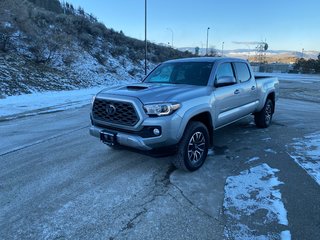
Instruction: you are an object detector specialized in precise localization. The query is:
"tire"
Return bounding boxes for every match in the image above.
[172,121,209,171]
[254,99,274,128]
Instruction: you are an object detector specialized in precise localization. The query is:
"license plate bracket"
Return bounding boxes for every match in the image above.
[100,131,117,146]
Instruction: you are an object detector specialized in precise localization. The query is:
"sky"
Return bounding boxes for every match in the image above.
[66,0,320,51]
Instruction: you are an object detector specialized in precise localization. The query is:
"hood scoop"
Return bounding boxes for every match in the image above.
[125,85,149,91]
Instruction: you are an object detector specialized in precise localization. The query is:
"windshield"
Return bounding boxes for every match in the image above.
[144,62,213,86]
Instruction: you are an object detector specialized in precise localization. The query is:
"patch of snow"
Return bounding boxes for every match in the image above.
[288,132,320,185]
[262,137,272,142]
[4,22,12,28]
[281,230,291,240]
[224,163,289,239]
[245,156,260,164]
[264,148,277,154]
[208,149,214,156]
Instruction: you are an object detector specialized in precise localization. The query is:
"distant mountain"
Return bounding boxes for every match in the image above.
[0,0,193,97]
[179,47,319,61]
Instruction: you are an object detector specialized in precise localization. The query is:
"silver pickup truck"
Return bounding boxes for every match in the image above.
[90,57,279,171]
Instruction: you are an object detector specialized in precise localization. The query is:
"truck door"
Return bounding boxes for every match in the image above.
[233,62,259,115]
[213,62,244,128]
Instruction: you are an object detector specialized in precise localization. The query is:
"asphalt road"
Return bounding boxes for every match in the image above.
[1,84,320,239]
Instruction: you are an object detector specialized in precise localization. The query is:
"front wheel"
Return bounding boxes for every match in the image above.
[172,121,209,171]
[254,99,274,128]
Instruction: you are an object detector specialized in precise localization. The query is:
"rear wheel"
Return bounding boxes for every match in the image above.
[172,121,209,171]
[254,99,274,128]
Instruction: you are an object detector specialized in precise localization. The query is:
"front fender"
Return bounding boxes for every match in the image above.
[176,103,213,140]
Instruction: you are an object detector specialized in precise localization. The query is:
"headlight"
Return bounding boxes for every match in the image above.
[144,103,180,116]
[91,95,96,106]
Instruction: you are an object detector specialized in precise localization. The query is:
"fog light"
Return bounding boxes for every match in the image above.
[153,128,160,136]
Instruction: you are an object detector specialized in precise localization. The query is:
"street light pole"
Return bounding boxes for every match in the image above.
[144,0,147,75]
[206,27,210,56]
[222,42,224,57]
[166,28,174,48]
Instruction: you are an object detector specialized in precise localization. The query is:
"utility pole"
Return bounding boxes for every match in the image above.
[144,0,147,75]
[206,27,210,56]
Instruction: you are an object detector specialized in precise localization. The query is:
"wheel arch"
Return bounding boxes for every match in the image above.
[178,111,213,147]
[267,92,276,113]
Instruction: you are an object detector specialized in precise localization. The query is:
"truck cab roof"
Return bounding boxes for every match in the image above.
[164,57,249,64]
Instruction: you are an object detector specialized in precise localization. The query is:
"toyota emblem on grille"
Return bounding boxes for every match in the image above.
[106,104,116,115]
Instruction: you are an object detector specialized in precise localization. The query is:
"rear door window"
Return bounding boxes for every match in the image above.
[234,62,251,82]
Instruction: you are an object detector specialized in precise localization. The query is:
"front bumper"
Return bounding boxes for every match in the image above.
[90,113,183,151]
[90,125,152,150]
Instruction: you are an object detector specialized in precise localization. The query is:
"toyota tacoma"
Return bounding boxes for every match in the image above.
[90,57,279,171]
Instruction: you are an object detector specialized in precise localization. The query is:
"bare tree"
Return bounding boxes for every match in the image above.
[208,47,218,57]
[28,32,63,63]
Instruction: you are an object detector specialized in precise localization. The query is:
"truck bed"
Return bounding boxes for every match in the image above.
[255,75,273,80]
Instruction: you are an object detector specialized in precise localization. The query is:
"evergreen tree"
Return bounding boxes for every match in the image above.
[195,47,200,56]
[27,0,63,13]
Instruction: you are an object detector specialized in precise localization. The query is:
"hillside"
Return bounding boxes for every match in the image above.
[0,0,193,97]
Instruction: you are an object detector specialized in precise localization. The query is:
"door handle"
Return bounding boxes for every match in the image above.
[251,86,256,90]
[234,89,240,94]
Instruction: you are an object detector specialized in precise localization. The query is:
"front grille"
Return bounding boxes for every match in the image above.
[92,99,139,126]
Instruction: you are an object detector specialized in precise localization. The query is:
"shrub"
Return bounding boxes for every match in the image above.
[78,32,94,49]
[62,53,76,66]
[93,52,106,65]
[110,46,127,58]
[128,67,140,77]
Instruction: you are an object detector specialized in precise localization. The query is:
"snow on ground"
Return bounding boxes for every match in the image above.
[0,80,136,120]
[261,137,272,142]
[264,148,277,154]
[223,163,290,239]
[288,132,320,186]
[281,230,292,240]
[0,87,101,119]
[245,156,260,164]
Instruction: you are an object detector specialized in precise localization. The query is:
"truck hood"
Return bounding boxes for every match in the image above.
[99,83,209,103]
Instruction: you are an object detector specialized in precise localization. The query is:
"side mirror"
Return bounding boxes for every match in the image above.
[215,76,236,87]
